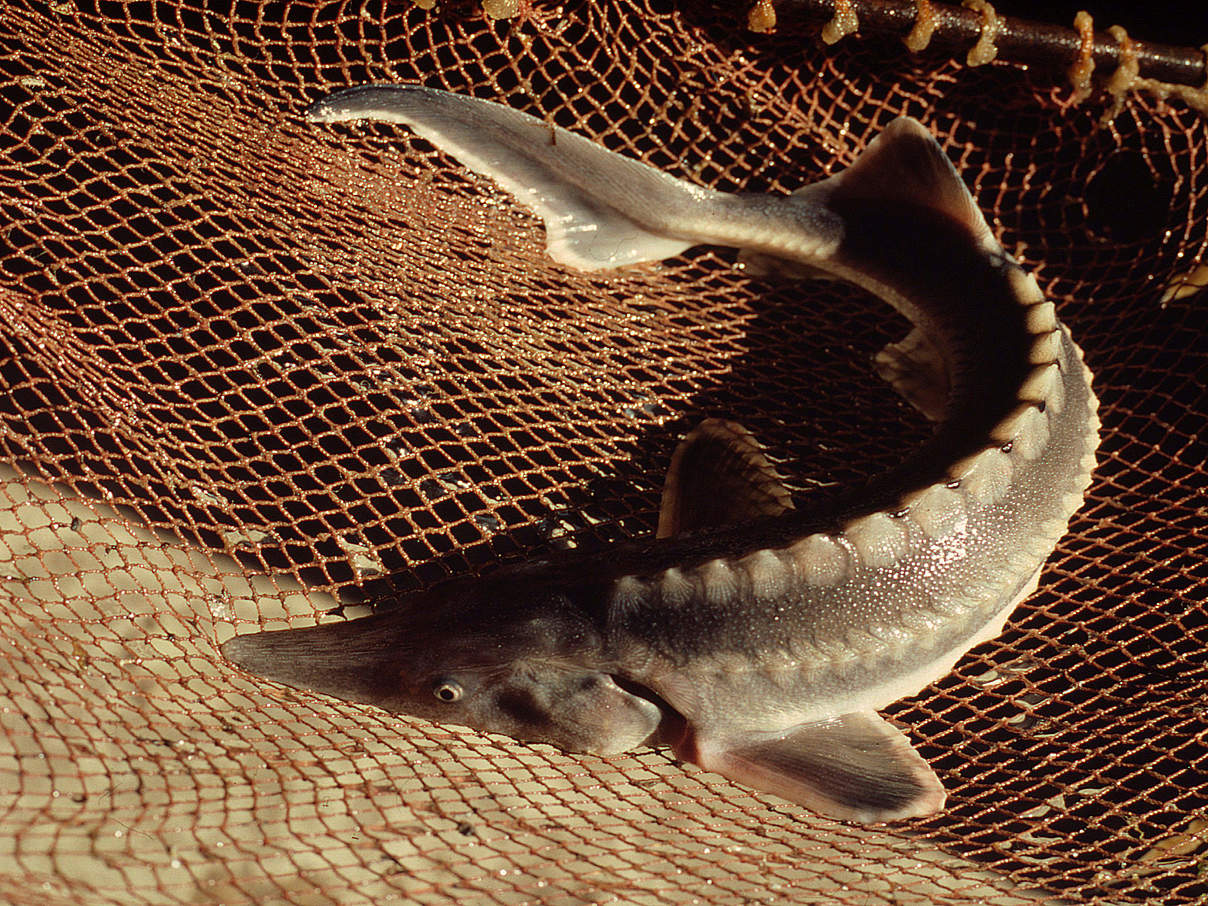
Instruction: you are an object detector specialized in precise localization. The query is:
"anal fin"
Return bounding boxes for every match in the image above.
[873,326,950,422]
[693,711,946,823]
[657,419,795,538]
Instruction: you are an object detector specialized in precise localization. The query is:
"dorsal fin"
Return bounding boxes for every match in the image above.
[657,419,795,539]
[808,117,993,244]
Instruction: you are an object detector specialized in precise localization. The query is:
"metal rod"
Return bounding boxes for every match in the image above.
[767,0,1207,88]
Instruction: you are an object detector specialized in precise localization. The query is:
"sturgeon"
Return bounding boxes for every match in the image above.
[222,85,1100,822]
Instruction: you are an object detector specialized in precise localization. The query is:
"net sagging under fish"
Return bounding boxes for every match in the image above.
[1,1,1206,903]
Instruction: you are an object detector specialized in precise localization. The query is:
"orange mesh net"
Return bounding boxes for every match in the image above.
[2,1,1206,903]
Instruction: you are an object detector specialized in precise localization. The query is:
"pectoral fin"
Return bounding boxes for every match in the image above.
[692,711,946,823]
[657,419,795,538]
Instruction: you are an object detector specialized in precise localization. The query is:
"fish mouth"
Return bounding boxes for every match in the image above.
[609,674,689,751]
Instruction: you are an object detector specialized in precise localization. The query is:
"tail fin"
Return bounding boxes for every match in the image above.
[309,85,717,269]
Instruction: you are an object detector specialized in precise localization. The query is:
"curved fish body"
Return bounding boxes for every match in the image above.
[222,86,1099,823]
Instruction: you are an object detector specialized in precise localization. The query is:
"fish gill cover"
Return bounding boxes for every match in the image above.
[0,1,1205,904]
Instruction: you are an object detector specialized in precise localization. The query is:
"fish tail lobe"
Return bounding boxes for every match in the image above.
[308,84,718,270]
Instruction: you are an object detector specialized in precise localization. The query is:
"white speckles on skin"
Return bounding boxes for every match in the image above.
[903,483,967,539]
[789,533,851,586]
[1024,300,1057,334]
[699,558,739,606]
[844,512,909,569]
[1029,330,1060,364]
[740,548,791,601]
[951,448,1013,505]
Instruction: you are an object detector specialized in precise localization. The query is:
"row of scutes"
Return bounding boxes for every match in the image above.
[610,265,1100,646]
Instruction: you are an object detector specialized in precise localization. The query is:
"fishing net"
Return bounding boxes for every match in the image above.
[1,1,1206,903]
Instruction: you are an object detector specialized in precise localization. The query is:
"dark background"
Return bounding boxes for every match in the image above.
[998,0,1202,46]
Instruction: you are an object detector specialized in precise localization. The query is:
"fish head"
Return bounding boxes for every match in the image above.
[413,657,662,755]
[221,579,663,756]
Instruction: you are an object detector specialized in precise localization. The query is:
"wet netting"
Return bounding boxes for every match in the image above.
[1,1,1206,903]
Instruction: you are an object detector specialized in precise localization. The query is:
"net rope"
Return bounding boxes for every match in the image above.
[1,1,1206,903]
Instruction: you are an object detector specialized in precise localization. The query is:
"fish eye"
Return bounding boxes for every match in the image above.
[433,679,463,703]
